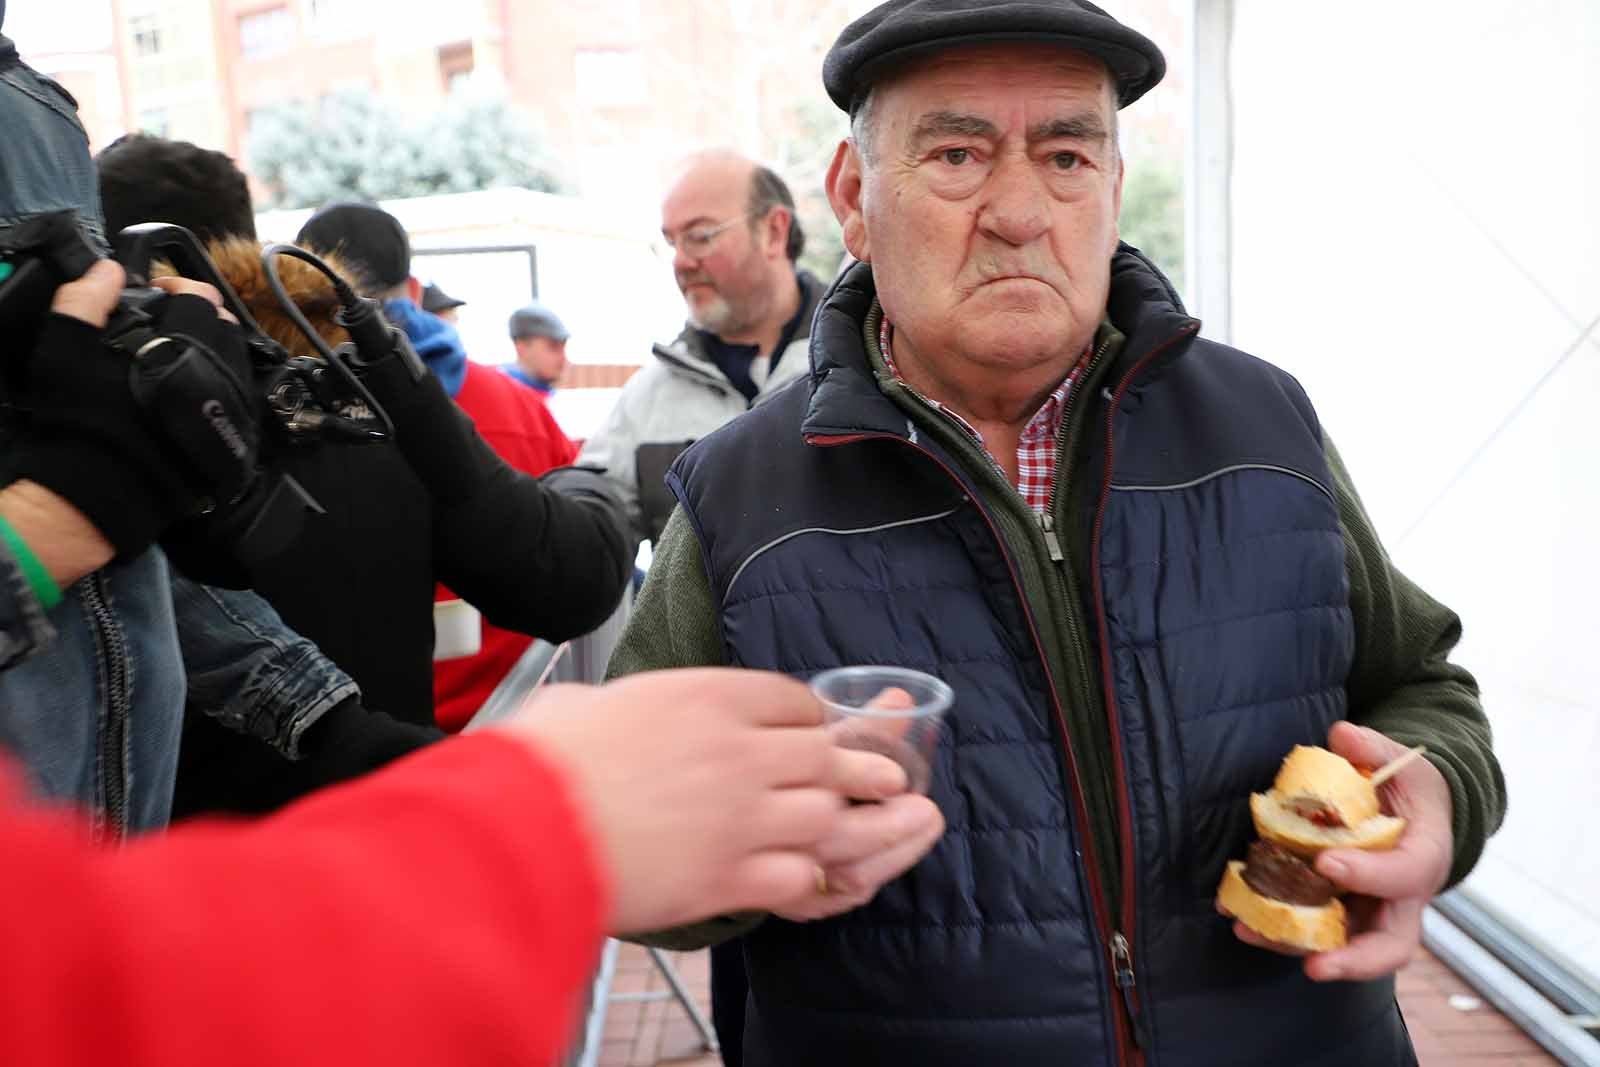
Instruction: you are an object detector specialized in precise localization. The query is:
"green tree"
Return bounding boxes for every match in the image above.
[768,96,850,281]
[1117,153,1185,295]
[249,89,567,209]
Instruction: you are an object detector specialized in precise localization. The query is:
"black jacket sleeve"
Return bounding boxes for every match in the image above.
[173,697,442,817]
[432,453,633,642]
[357,350,632,643]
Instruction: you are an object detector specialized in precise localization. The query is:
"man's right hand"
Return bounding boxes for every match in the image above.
[499,669,946,936]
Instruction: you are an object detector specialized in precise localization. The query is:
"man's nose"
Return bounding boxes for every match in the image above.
[673,242,701,274]
[977,153,1050,246]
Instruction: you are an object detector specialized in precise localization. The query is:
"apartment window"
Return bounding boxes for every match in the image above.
[438,41,474,94]
[130,13,163,57]
[573,48,645,109]
[239,7,293,58]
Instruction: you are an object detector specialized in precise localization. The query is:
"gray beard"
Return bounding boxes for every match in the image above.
[688,294,743,336]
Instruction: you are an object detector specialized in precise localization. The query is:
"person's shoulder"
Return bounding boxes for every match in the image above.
[683,375,809,458]
[460,360,537,400]
[623,355,676,392]
[1188,334,1289,375]
[454,360,519,410]
[460,363,567,432]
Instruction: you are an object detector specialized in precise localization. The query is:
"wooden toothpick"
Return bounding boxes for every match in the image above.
[1369,745,1427,788]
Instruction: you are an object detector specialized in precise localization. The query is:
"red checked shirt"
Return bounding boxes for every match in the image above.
[880,318,1084,515]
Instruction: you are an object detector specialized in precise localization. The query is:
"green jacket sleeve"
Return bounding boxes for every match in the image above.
[605,505,727,680]
[605,505,763,948]
[1328,438,1506,888]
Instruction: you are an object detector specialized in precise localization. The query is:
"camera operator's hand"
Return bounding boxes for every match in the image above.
[49,258,125,326]
[149,274,240,324]
[11,264,262,559]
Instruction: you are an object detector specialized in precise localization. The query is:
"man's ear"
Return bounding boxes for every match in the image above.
[763,205,793,262]
[826,139,870,263]
[407,276,423,304]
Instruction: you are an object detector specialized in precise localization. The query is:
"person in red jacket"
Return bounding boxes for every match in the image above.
[0,669,944,1067]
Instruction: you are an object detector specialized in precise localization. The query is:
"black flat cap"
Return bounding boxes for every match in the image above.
[296,200,412,291]
[823,0,1166,114]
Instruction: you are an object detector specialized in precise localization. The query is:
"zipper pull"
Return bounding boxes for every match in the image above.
[1039,511,1064,562]
[1111,931,1147,1049]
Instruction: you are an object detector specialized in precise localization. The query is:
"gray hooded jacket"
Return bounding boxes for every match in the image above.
[577,270,824,545]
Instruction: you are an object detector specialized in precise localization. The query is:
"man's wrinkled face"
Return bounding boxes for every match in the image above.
[660,162,773,337]
[837,45,1124,373]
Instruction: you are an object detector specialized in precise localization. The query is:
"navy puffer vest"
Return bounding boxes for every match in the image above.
[668,253,1416,1067]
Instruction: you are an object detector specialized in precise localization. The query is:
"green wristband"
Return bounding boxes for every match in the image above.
[0,513,63,612]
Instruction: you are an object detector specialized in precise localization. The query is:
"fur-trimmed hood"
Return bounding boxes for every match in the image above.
[155,237,362,359]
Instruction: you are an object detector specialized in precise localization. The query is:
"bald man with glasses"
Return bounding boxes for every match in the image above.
[577,150,824,550]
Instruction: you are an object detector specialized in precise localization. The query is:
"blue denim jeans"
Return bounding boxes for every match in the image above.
[171,576,358,759]
[0,548,185,836]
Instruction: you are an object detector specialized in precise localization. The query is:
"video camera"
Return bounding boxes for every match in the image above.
[0,210,399,584]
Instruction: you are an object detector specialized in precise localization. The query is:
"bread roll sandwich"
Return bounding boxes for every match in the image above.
[1215,745,1406,952]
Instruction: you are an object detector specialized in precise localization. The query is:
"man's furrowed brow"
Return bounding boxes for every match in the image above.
[909,111,999,145]
[1029,113,1111,144]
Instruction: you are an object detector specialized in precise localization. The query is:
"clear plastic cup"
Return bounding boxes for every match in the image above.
[809,666,953,795]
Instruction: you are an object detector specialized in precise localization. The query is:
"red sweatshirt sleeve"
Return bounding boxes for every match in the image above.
[0,733,609,1067]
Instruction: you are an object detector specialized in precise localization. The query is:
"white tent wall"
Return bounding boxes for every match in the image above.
[1213,0,1600,985]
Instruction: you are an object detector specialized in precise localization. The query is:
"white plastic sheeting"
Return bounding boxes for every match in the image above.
[1222,0,1600,988]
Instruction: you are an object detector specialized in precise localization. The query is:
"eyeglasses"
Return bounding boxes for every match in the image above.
[656,211,762,261]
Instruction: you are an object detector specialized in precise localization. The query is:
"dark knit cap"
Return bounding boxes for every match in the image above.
[823,0,1166,114]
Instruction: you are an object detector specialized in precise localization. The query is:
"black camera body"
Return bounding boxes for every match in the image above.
[0,210,383,584]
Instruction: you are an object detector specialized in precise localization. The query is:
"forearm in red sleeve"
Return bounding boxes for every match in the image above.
[0,733,608,1067]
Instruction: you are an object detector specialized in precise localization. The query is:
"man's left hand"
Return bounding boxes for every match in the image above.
[1225,721,1454,982]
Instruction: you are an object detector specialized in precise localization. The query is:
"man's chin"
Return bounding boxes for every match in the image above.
[687,298,732,333]
[955,313,1091,368]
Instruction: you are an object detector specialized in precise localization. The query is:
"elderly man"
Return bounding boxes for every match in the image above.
[578,150,825,547]
[609,1,1506,1065]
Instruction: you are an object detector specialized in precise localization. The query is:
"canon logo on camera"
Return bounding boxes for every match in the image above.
[201,399,249,460]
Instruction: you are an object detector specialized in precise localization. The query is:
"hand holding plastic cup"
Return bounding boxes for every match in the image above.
[809,666,953,795]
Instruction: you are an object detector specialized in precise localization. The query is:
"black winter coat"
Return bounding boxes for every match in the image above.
[173,381,631,816]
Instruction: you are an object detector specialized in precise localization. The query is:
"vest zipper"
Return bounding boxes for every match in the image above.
[1039,511,1064,562]
[1111,931,1144,1049]
[808,425,1135,1067]
[1085,320,1202,1062]
[1038,336,1148,1063]
[80,574,130,841]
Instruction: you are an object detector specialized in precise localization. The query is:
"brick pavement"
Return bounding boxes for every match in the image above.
[596,943,1562,1066]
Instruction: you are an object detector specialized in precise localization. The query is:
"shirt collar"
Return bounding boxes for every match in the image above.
[877,316,1081,442]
